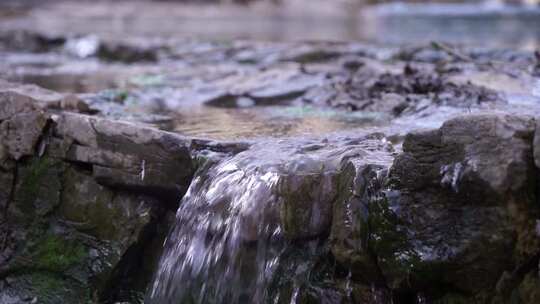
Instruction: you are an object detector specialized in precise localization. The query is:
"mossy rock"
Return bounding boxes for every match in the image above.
[278,172,338,240]
[59,167,116,239]
[366,194,424,290]
[59,167,150,244]
[329,163,387,284]
[3,272,93,304]
[11,157,64,224]
[518,272,540,304]
[32,234,88,272]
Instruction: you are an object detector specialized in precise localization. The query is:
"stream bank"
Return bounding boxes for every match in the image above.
[1,4,540,301]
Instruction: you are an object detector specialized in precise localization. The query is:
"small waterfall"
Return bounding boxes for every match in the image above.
[147,134,394,304]
[148,155,284,303]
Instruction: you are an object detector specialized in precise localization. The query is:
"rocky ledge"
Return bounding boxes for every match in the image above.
[1,84,540,304]
[338,113,540,303]
[0,87,198,303]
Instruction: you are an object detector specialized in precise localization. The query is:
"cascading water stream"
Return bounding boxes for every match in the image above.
[147,134,394,304]
[148,156,284,303]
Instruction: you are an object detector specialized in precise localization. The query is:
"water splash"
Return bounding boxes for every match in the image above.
[440,162,463,193]
[147,133,394,304]
[148,157,283,303]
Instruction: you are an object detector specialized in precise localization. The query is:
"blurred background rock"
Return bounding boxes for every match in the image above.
[0,0,539,49]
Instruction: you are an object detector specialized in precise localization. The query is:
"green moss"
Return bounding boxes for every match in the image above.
[366,196,422,288]
[15,157,63,222]
[31,272,65,295]
[279,172,336,239]
[18,158,53,212]
[33,235,87,272]
[28,272,94,304]
[88,198,121,239]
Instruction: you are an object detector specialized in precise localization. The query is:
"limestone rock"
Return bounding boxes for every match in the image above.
[97,41,158,63]
[383,114,538,294]
[0,80,95,113]
[0,30,65,52]
[0,85,195,303]
[49,112,194,200]
[60,167,151,244]
[326,113,540,301]
[0,91,48,161]
[329,161,388,284]
[278,172,338,239]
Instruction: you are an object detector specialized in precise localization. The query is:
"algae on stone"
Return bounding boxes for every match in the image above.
[32,234,88,272]
[12,157,64,223]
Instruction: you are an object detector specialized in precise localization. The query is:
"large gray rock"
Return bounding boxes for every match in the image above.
[275,134,394,240]
[0,85,196,303]
[0,80,93,113]
[49,112,194,200]
[205,64,325,107]
[385,114,539,294]
[327,113,540,303]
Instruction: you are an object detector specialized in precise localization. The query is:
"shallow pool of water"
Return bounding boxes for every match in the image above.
[163,105,389,140]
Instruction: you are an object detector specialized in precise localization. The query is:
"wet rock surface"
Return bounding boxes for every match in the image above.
[148,132,395,304]
[387,114,538,296]
[0,90,195,303]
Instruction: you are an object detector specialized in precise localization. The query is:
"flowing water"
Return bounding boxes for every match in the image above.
[2,2,540,303]
[147,135,394,304]
[166,105,389,140]
[148,158,283,303]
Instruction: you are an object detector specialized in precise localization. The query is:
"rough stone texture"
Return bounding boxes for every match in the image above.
[278,172,338,239]
[49,112,194,201]
[0,91,48,162]
[533,118,540,170]
[276,135,394,241]
[330,162,388,284]
[396,114,535,197]
[326,114,540,303]
[2,75,540,303]
[0,80,94,113]
[0,87,196,303]
[59,167,151,245]
[385,114,539,297]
